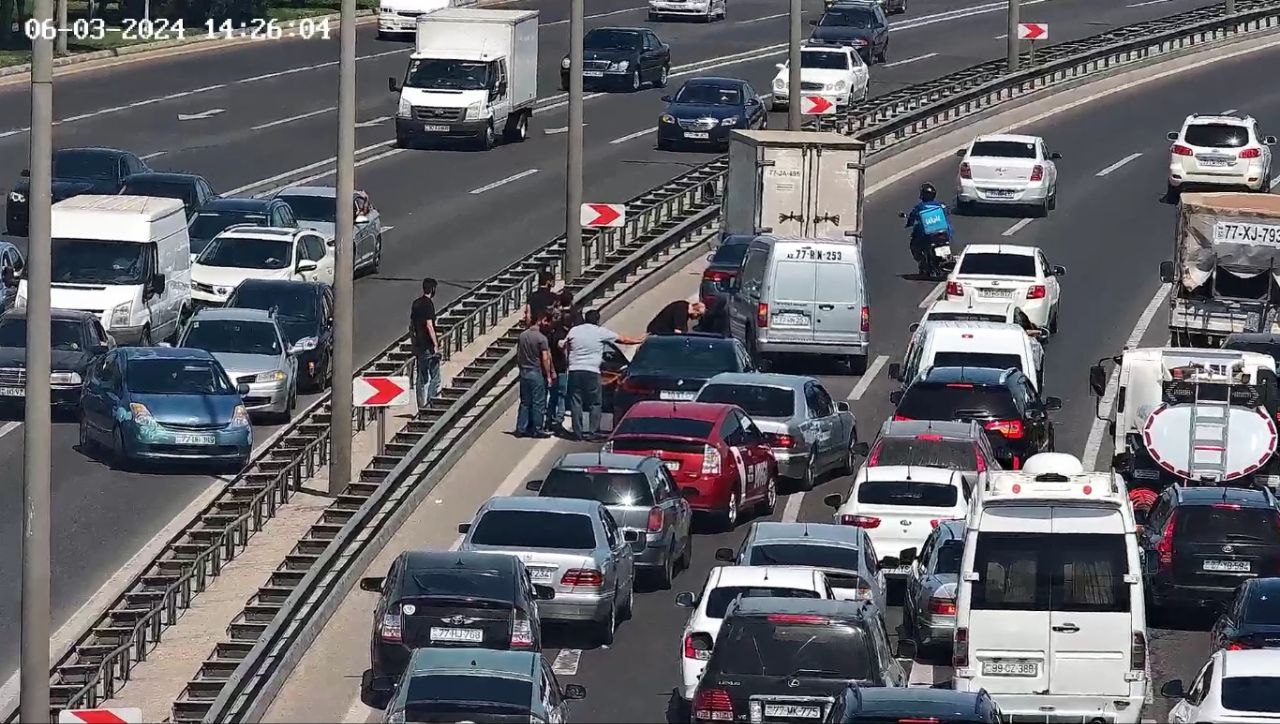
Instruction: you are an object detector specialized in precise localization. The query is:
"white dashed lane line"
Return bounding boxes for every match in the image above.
[1096,152,1143,176]
[1002,218,1035,236]
[468,169,540,195]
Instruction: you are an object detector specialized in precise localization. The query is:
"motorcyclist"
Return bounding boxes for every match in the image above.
[904,183,952,267]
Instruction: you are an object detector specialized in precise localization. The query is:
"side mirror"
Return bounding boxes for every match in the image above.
[19,169,29,177]
[955,148,967,158]
[387,76,399,93]
[1166,131,1179,141]
[525,479,543,491]
[836,401,850,412]
[714,547,736,562]
[747,97,760,106]
[1044,396,1063,411]
[533,584,556,601]
[563,684,588,701]
[623,530,640,543]
[898,547,918,565]
[150,273,166,295]
[355,214,369,225]
[360,669,395,710]
[887,362,902,381]
[853,442,869,457]
[1051,265,1066,276]
[457,522,471,534]
[1160,679,1185,699]
[1049,152,1062,160]
[1089,364,1107,397]
[881,556,900,569]
[908,322,920,333]
[1159,260,1176,283]
[91,344,110,355]
[888,390,903,405]
[823,492,843,509]
[660,95,672,102]
[1112,451,1133,472]
[675,591,697,607]
[1267,135,1278,145]
[297,260,318,273]
[897,211,907,218]
[236,382,251,396]
[359,576,384,592]
[680,486,699,499]
[775,63,785,69]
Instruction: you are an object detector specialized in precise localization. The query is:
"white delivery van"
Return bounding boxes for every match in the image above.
[16,195,191,345]
[889,320,1045,392]
[390,8,538,150]
[377,0,475,39]
[954,471,1148,724]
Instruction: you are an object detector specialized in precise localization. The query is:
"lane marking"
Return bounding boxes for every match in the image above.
[737,11,788,24]
[610,126,657,145]
[540,5,646,26]
[1096,152,1143,176]
[252,106,336,131]
[469,169,540,195]
[177,108,225,121]
[1127,0,1174,7]
[139,151,167,160]
[847,354,889,401]
[1002,218,1034,236]
[0,421,19,441]
[994,33,1007,39]
[918,281,945,309]
[883,52,939,68]
[1221,108,1238,115]
[1080,285,1170,469]
[355,115,392,129]
[381,225,395,232]
[1271,174,1280,190]
[782,490,806,523]
[551,648,583,675]
[224,140,397,196]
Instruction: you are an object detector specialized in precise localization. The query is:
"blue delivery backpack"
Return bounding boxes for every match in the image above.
[918,204,949,236]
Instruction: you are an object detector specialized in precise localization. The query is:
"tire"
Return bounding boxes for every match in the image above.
[628,68,641,92]
[620,583,634,621]
[1165,182,1179,201]
[701,6,712,22]
[394,134,409,150]
[1047,188,1058,211]
[560,78,569,92]
[679,531,693,570]
[875,43,887,64]
[655,64,670,89]
[1035,197,1050,218]
[654,546,675,590]
[503,111,529,143]
[955,198,974,215]
[78,416,95,455]
[760,474,777,515]
[839,434,858,476]
[798,461,816,492]
[6,220,26,237]
[657,136,673,151]
[718,0,727,19]
[648,10,659,21]
[596,594,617,647]
[1049,307,1059,335]
[848,355,868,375]
[111,426,132,471]
[718,490,740,532]
[371,235,382,274]
[138,325,153,347]
[477,122,495,151]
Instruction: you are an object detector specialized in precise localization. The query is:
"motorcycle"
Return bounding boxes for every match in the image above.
[898,210,956,280]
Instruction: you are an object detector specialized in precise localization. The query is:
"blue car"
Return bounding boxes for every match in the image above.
[656,76,767,151]
[78,346,253,470]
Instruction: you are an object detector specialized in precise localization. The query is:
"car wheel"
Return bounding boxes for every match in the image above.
[701,6,712,21]
[620,583,634,621]
[1049,307,1059,335]
[655,64,669,88]
[679,531,693,570]
[1047,188,1058,211]
[655,546,675,590]
[719,490,740,532]
[503,111,529,143]
[839,435,858,475]
[139,325,153,347]
[718,0,727,19]
[596,594,617,646]
[875,43,887,64]
[78,416,95,455]
[848,355,868,375]
[799,461,816,492]
[478,122,495,151]
[371,235,382,274]
[112,426,132,471]
[648,10,659,21]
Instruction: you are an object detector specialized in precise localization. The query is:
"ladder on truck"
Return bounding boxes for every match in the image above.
[1177,361,1242,484]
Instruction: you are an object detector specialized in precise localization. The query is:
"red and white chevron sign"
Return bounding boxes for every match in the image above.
[58,709,144,724]
[1017,22,1048,40]
[354,376,412,407]
[800,95,835,115]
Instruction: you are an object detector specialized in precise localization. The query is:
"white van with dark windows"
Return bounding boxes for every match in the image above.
[954,470,1148,723]
[889,320,1044,392]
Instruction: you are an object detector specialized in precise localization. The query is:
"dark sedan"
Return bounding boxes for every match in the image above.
[1211,577,1280,651]
[7,147,150,236]
[810,2,890,63]
[657,77,767,151]
[225,279,334,391]
[120,172,218,221]
[0,309,113,413]
[700,234,752,306]
[561,27,671,92]
[188,197,298,258]
[612,332,754,421]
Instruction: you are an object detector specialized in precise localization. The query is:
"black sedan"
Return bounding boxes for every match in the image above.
[7,147,151,236]
[0,309,113,414]
[612,332,754,420]
[225,278,334,391]
[561,27,671,92]
[810,2,890,63]
[657,77,767,151]
[120,172,219,221]
[1210,577,1280,651]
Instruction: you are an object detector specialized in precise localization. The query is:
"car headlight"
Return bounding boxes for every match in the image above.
[396,95,411,119]
[50,371,81,385]
[773,77,785,91]
[8,191,24,203]
[255,370,286,383]
[609,60,629,72]
[129,402,154,426]
[660,114,676,125]
[561,57,571,70]
[110,301,131,328]
[833,80,847,91]
[291,336,318,353]
[464,102,484,121]
[720,117,737,127]
[230,404,250,428]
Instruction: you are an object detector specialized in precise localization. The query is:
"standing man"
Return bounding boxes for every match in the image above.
[647,300,705,335]
[410,277,441,409]
[524,269,558,325]
[565,308,644,441]
[545,309,572,435]
[515,312,555,438]
[695,291,730,337]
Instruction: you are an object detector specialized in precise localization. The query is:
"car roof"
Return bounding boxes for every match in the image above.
[1219,648,1280,678]
[54,147,131,157]
[201,197,278,211]
[973,133,1041,145]
[1225,332,1280,346]
[918,366,1016,385]
[122,172,202,183]
[720,234,755,247]
[191,306,277,323]
[1176,485,1275,507]
[748,521,864,547]
[555,451,653,470]
[1185,113,1251,126]
[879,418,981,439]
[920,320,1028,337]
[591,25,645,33]
[713,565,820,586]
[406,647,538,677]
[728,596,874,619]
[959,243,1039,257]
[275,185,339,198]
[120,346,215,361]
[482,496,602,514]
[2,308,96,323]
[859,465,960,484]
[925,299,1015,316]
[400,549,520,575]
[705,372,811,391]
[626,400,731,422]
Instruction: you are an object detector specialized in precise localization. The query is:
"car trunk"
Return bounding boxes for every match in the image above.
[853,481,960,569]
[1172,505,1280,588]
[813,262,866,346]
[959,276,1035,305]
[397,595,514,649]
[622,372,712,402]
[967,156,1038,195]
[610,436,708,483]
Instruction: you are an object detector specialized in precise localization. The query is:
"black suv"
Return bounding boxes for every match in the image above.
[691,597,906,724]
[825,685,1003,723]
[358,550,556,684]
[890,366,1059,469]
[7,147,150,236]
[613,332,754,421]
[1140,485,1280,612]
[226,279,334,391]
[1210,576,1280,651]
[560,27,671,92]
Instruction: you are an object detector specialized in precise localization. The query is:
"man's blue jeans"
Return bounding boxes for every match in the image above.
[516,369,548,436]
[415,351,441,409]
[546,372,569,429]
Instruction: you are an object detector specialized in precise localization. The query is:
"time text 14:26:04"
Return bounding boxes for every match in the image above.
[25,17,333,42]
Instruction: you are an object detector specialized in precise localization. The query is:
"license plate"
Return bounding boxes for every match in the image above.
[984,189,1014,198]
[1204,559,1250,572]
[933,245,951,258]
[659,390,697,401]
[529,567,556,583]
[763,704,822,719]
[664,460,681,471]
[0,386,23,397]
[980,288,1013,298]
[683,132,709,139]
[430,627,483,643]
[882,565,912,576]
[174,433,216,445]
[583,70,604,77]
[422,124,449,132]
[773,313,809,326]
[982,660,1038,677]
[1200,158,1231,167]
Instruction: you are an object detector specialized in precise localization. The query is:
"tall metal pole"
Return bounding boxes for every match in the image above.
[565,0,584,281]
[1006,0,1020,72]
[1225,0,1236,14]
[55,0,67,55]
[22,0,54,716]
[329,0,356,495]
[788,0,802,130]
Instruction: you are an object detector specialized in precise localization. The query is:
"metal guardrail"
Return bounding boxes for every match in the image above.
[16,0,1280,719]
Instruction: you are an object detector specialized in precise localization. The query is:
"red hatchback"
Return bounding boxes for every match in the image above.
[604,401,777,530]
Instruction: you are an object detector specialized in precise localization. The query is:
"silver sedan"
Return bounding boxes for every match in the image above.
[271,185,383,275]
[175,306,297,422]
[902,518,965,653]
[697,372,864,490]
[458,495,637,647]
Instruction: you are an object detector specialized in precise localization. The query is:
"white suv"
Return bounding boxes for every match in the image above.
[1168,114,1276,194]
[192,226,335,305]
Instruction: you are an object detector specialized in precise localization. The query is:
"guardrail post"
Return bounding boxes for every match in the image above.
[376,408,387,456]
[1226,0,1235,14]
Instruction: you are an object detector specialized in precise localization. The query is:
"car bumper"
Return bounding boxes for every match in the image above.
[680,660,706,701]
[657,122,735,146]
[957,178,1050,205]
[293,348,325,385]
[1169,160,1268,190]
[633,539,673,568]
[757,339,869,357]
[124,427,252,463]
[1150,579,1240,607]
[192,287,232,306]
[948,291,1051,328]
[562,70,637,88]
[241,379,291,414]
[396,117,490,141]
[377,16,417,34]
[649,1,712,15]
[0,383,82,408]
[538,590,615,623]
[916,611,956,647]
[948,690,1144,724]
[772,449,811,479]
[106,324,151,346]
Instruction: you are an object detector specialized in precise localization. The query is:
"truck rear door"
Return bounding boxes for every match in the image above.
[766,256,817,343]
[810,145,863,240]
[812,250,865,348]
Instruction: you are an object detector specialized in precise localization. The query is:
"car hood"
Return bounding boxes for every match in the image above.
[810,26,874,44]
[667,103,742,120]
[209,352,283,381]
[296,220,337,239]
[130,392,240,424]
[0,346,94,372]
[579,48,638,63]
[192,264,292,287]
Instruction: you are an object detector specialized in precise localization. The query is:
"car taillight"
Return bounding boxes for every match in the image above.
[693,687,734,722]
[1157,511,1178,572]
[703,269,731,282]
[945,281,963,297]
[1029,164,1043,182]
[1227,640,1259,651]
[960,161,971,179]
[561,568,603,588]
[852,580,873,601]
[768,614,830,624]
[1131,631,1146,671]
[861,306,870,333]
[620,378,651,394]
[974,447,987,473]
[1026,284,1046,299]
[892,414,912,422]
[984,419,1024,439]
[1240,147,1263,159]
[929,518,957,528]
[953,627,969,668]
[511,610,534,648]
[840,514,880,528]
[647,506,664,533]
[756,302,769,328]
[684,632,714,661]
[1172,143,1194,156]
[928,596,957,616]
[766,433,796,448]
[379,610,402,643]
[702,444,721,475]
[866,441,882,466]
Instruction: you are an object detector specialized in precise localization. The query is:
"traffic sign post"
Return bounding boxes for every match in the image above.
[1017,22,1047,64]
[580,203,626,228]
[354,375,411,455]
[59,709,144,724]
[800,95,836,116]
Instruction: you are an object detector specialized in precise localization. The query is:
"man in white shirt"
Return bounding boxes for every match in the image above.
[564,309,644,441]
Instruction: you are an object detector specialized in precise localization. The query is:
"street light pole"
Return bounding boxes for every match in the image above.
[56,0,67,55]
[565,0,584,281]
[329,0,356,494]
[788,0,802,130]
[1007,0,1020,72]
[21,0,54,716]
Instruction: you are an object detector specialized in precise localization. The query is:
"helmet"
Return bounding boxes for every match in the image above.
[919,183,937,202]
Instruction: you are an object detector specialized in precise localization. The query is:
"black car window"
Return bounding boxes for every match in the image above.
[1179,505,1280,545]
[630,338,737,374]
[896,383,1019,421]
[189,211,269,242]
[819,8,874,27]
[470,510,597,549]
[857,481,958,507]
[100,353,122,388]
[1222,676,1280,713]
[1184,123,1250,148]
[969,141,1037,159]
[198,236,292,270]
[0,318,85,351]
[704,586,820,619]
[126,358,235,395]
[698,383,794,418]
[402,567,512,601]
[53,151,118,180]
[931,352,1023,374]
[613,416,714,439]
[402,675,531,718]
[870,436,978,470]
[813,385,836,417]
[601,508,619,549]
[971,532,1130,613]
[747,544,860,570]
[540,468,654,506]
[655,466,677,500]
[278,194,336,224]
[302,236,326,261]
[714,619,872,680]
[181,319,283,356]
[932,540,964,574]
[122,180,197,211]
[719,412,742,445]
[1244,583,1280,624]
[674,83,742,106]
[711,242,750,267]
[279,204,297,227]
[228,284,319,322]
[800,50,850,69]
[958,253,1037,277]
[584,28,642,49]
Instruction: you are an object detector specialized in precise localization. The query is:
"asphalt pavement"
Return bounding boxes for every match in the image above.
[0,0,1225,692]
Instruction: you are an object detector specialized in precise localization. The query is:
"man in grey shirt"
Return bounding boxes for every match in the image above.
[515,312,555,438]
[565,308,644,441]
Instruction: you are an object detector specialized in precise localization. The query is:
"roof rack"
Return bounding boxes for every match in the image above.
[982,470,1125,506]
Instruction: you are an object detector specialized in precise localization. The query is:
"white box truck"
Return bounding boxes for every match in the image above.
[390,8,538,151]
[376,0,476,40]
[723,129,866,241]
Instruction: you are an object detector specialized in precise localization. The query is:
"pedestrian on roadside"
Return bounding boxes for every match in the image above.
[524,269,557,325]
[647,299,705,335]
[515,312,555,438]
[695,291,730,337]
[545,308,573,435]
[565,308,644,441]
[555,289,577,327]
[410,277,441,409]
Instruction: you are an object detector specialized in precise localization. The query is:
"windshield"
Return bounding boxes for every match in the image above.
[674,83,742,106]
[932,351,1023,373]
[748,544,860,571]
[405,568,512,601]
[703,586,820,619]
[227,284,317,322]
[540,469,654,506]
[276,194,336,224]
[1185,123,1250,148]
[896,384,1017,421]
[584,28,642,49]
[189,210,267,242]
[1222,677,1280,713]
[1179,507,1280,545]
[698,383,794,418]
[935,540,963,574]
[121,180,196,210]
[401,675,530,718]
[857,481,959,507]
[969,140,1037,158]
[715,620,872,680]
[53,151,118,180]
[470,510,597,549]
[181,319,282,356]
[613,416,714,439]
[0,318,85,351]
[51,238,149,285]
[870,437,978,470]
[198,236,292,270]
[971,532,1130,612]
[958,253,1036,277]
[819,8,874,26]
[127,358,235,395]
[631,340,737,374]
[800,50,850,69]
[405,58,490,91]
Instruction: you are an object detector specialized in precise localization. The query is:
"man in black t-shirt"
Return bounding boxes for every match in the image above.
[647,300,706,335]
[524,269,557,325]
[410,277,440,408]
[545,309,572,434]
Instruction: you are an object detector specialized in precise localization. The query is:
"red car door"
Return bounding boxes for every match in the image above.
[729,410,772,503]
